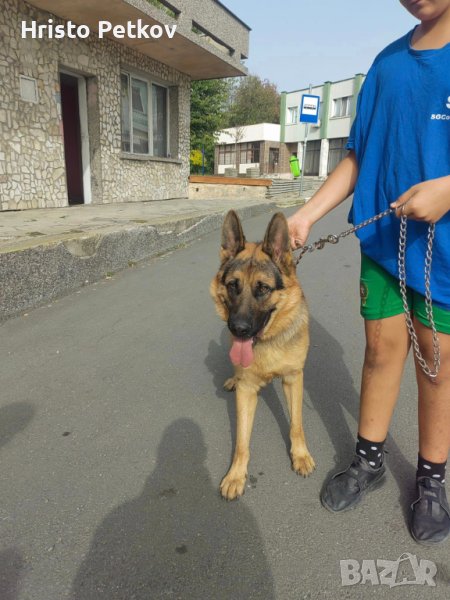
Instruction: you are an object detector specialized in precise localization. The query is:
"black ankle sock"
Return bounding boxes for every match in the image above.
[356,434,384,469]
[417,454,447,483]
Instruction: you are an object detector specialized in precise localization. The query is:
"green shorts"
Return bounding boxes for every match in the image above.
[360,253,450,334]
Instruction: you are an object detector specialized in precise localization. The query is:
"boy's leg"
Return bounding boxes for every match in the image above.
[414,319,450,463]
[358,253,411,441]
[410,317,450,545]
[321,315,410,512]
[321,254,410,512]
[359,314,411,442]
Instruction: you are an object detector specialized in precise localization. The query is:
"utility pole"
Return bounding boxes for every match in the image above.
[299,83,312,199]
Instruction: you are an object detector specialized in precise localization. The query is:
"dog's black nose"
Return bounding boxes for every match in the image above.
[229,318,252,338]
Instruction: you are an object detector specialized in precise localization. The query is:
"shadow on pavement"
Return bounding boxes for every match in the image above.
[305,317,416,521]
[0,549,25,600]
[0,403,35,451]
[71,418,275,600]
[0,406,34,598]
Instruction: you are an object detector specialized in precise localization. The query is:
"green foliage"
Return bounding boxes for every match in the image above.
[226,75,280,127]
[190,79,230,174]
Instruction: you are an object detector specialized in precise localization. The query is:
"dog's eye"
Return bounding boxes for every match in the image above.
[255,283,271,297]
[226,280,240,294]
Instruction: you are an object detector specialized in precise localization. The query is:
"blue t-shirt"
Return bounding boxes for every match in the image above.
[347,29,450,309]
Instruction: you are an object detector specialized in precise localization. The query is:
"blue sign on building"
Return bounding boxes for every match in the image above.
[300,94,320,124]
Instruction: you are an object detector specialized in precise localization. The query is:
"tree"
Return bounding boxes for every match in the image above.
[225,75,280,127]
[190,79,231,174]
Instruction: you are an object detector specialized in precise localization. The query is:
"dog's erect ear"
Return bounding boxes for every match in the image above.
[221,210,246,262]
[262,212,292,269]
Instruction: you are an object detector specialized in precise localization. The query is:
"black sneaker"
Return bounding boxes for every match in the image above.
[410,476,450,545]
[321,454,386,513]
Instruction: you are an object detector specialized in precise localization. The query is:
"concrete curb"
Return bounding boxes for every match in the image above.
[0,201,276,322]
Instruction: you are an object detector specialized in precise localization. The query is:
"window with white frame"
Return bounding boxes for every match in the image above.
[332,96,352,118]
[288,106,298,124]
[121,71,169,156]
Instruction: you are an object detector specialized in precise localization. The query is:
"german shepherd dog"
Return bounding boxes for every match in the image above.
[211,210,315,500]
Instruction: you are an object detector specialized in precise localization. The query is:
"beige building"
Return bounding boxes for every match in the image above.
[0,0,249,210]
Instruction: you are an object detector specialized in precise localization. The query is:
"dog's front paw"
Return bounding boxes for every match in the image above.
[292,452,316,477]
[223,377,236,392]
[220,472,246,500]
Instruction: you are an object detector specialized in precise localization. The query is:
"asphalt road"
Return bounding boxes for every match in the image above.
[0,201,449,599]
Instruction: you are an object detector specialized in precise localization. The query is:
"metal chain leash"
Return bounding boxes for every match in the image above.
[293,207,440,379]
[398,215,440,379]
[293,207,395,263]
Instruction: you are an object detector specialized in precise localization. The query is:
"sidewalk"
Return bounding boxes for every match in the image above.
[0,196,290,322]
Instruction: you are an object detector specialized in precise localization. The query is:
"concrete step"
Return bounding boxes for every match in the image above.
[266,177,325,198]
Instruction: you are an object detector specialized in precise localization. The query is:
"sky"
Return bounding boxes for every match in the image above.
[222,0,418,91]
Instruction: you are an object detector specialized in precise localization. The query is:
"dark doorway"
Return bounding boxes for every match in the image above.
[268,147,279,173]
[60,73,84,205]
[328,137,349,174]
[304,139,320,176]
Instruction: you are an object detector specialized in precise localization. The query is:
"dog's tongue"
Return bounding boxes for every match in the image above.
[230,337,254,367]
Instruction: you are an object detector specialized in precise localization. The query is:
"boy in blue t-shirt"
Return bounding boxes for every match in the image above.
[288,0,450,545]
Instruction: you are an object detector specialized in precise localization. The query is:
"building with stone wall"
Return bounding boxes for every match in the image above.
[0,0,249,210]
[280,75,366,178]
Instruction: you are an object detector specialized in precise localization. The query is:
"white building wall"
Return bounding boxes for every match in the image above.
[327,78,355,139]
[217,162,258,175]
[319,139,329,178]
[217,123,280,145]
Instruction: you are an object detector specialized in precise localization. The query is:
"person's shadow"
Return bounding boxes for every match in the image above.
[0,403,34,599]
[71,419,275,600]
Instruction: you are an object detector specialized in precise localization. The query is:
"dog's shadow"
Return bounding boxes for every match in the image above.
[205,318,416,522]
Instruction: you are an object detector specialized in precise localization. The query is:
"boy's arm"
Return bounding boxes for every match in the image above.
[287,150,359,249]
[390,175,450,224]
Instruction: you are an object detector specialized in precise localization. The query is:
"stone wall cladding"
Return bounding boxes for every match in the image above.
[182,0,249,59]
[127,0,249,67]
[0,0,191,210]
